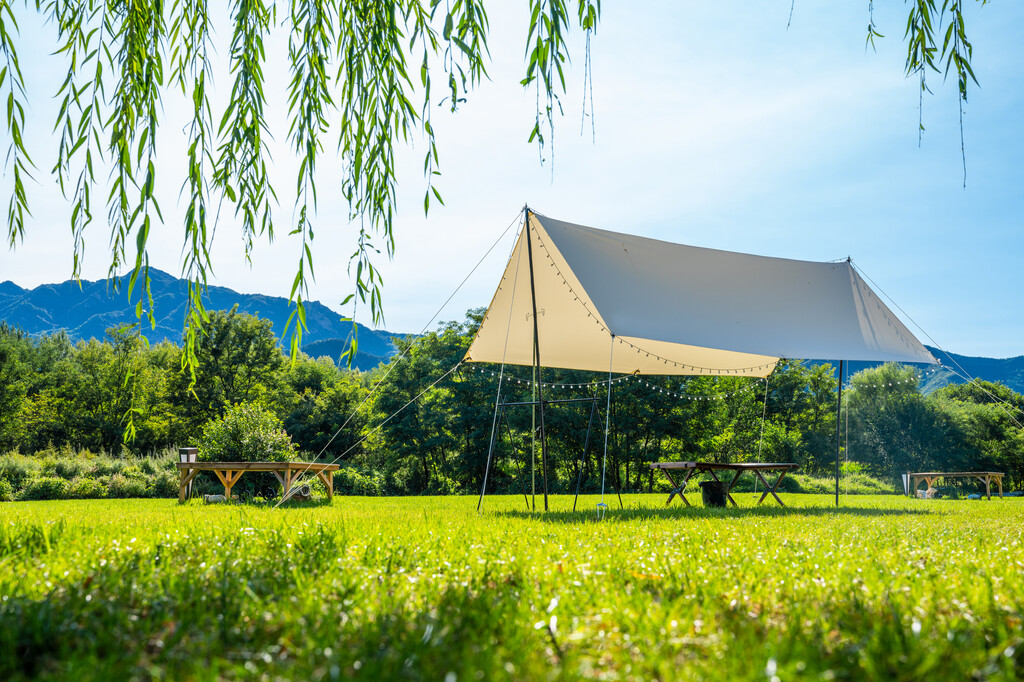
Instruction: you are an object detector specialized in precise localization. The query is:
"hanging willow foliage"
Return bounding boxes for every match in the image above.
[2,0,600,378]
[0,0,985,386]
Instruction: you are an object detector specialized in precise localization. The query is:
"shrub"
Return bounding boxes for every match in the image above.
[200,403,297,463]
[0,452,37,490]
[200,403,298,499]
[842,471,898,495]
[68,477,107,499]
[150,470,180,498]
[0,479,13,502]
[107,473,149,499]
[20,477,70,501]
[51,457,89,480]
[92,458,126,477]
[425,472,460,496]
[334,466,385,496]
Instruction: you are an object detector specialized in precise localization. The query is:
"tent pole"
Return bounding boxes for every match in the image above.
[611,392,624,510]
[531,365,536,510]
[601,336,615,508]
[499,405,531,510]
[835,359,844,508]
[524,211,550,511]
[573,391,599,512]
[478,374,507,513]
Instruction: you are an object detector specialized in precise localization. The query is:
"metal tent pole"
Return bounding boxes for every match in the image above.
[497,404,531,510]
[531,365,536,510]
[835,359,844,508]
[524,211,550,511]
[601,337,614,509]
[573,392,599,512]
[478,372,506,513]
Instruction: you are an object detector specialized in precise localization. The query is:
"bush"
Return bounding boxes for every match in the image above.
[200,403,297,463]
[150,470,180,498]
[199,403,298,499]
[92,458,127,477]
[107,473,149,499]
[51,457,90,480]
[0,478,13,502]
[68,477,107,499]
[334,466,385,496]
[0,452,36,490]
[20,477,70,501]
[425,472,460,496]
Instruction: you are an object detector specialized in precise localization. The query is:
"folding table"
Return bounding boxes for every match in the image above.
[649,461,800,507]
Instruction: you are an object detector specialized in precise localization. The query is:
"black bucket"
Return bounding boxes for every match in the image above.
[700,480,728,508]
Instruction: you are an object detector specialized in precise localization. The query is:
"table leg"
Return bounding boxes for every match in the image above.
[213,469,244,501]
[997,476,1003,499]
[178,467,199,504]
[661,469,682,506]
[282,468,298,498]
[317,470,334,500]
[660,468,694,507]
[723,469,743,507]
[755,469,788,507]
[272,470,286,489]
[705,469,739,507]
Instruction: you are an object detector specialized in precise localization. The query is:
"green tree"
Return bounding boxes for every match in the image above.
[17,332,81,452]
[931,380,1024,490]
[366,320,467,493]
[762,361,838,474]
[278,354,370,461]
[0,324,30,449]
[845,363,949,480]
[169,307,285,437]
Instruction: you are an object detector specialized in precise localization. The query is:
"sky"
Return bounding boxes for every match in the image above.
[2,2,1023,358]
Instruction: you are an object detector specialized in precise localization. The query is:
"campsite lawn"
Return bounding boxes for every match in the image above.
[1,494,1022,680]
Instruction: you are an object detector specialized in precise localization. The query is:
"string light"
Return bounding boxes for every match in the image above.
[469,366,771,402]
[469,364,946,401]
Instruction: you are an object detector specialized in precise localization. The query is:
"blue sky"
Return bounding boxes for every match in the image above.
[2,2,1022,358]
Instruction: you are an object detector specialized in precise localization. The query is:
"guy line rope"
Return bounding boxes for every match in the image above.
[273,210,523,508]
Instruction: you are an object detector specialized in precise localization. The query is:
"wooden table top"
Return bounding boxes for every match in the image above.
[910,471,1003,477]
[650,462,799,471]
[176,461,339,472]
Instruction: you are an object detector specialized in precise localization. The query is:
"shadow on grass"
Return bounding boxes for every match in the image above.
[490,501,936,524]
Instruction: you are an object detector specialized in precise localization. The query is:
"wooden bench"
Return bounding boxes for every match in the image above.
[650,461,800,507]
[175,461,340,503]
[909,471,1004,500]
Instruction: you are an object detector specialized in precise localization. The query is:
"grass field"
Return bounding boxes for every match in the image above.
[1,493,1022,680]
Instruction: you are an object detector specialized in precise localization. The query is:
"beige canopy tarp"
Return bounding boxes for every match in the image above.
[465,212,936,376]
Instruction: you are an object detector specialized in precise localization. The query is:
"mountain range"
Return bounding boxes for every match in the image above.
[2,269,1023,392]
[0,269,401,370]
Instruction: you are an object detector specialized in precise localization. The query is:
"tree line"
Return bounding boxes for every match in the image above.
[1,308,1022,494]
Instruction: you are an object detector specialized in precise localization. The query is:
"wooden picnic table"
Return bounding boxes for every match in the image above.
[650,461,800,508]
[175,461,340,503]
[909,471,1004,500]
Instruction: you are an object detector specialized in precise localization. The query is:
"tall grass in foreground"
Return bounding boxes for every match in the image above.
[0,494,1022,680]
